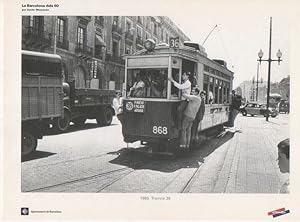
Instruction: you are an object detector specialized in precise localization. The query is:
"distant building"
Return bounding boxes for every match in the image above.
[22,16,190,90]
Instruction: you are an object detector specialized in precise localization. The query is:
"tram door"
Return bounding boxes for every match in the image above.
[182,59,197,87]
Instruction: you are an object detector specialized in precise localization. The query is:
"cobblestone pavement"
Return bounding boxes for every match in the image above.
[21,114,289,193]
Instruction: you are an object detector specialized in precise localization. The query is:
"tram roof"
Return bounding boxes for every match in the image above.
[124,45,233,75]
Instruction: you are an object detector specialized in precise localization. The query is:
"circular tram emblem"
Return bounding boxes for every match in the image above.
[126,101,134,111]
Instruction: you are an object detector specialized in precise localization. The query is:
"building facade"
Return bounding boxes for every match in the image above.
[22,16,190,90]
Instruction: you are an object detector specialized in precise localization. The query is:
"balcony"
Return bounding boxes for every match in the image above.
[105,54,125,65]
[75,43,93,59]
[23,27,52,50]
[57,39,69,50]
[136,36,143,46]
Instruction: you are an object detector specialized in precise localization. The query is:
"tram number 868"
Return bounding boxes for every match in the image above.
[152,126,168,135]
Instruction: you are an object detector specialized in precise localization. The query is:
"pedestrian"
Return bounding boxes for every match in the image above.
[277,138,290,193]
[191,91,206,145]
[168,72,191,128]
[227,90,241,127]
[112,90,123,123]
[180,87,202,149]
[208,90,214,104]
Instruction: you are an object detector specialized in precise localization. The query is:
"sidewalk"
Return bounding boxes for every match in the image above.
[188,113,289,193]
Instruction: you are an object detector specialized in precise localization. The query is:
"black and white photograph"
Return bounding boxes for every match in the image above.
[2,0,300,220]
[21,14,290,193]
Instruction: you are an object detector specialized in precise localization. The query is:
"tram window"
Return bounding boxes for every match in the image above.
[127,68,167,98]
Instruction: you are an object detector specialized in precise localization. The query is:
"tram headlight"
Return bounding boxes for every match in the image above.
[144,39,156,52]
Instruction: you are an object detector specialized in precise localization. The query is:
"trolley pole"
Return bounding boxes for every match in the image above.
[257,17,282,121]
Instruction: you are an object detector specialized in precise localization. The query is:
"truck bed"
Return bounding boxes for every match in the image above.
[73,88,115,107]
[22,75,63,120]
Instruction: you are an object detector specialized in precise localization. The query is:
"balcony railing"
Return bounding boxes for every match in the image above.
[57,39,69,50]
[75,43,93,57]
[105,54,125,65]
[112,24,123,35]
[125,31,134,41]
[24,27,52,48]
[136,36,143,46]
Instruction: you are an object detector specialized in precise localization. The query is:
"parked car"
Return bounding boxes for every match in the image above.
[279,100,289,113]
[240,102,278,117]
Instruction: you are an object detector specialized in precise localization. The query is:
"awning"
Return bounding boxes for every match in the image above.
[95,35,106,47]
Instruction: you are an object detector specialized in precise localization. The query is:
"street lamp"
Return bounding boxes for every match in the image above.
[257,17,283,121]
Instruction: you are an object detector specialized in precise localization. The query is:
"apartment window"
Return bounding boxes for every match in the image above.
[126,20,132,32]
[154,23,157,35]
[96,16,104,26]
[137,16,143,24]
[137,26,142,38]
[29,16,34,27]
[125,44,132,54]
[113,16,119,26]
[112,41,119,57]
[57,18,65,42]
[77,26,85,48]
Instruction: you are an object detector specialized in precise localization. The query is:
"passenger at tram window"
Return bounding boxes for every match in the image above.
[169,72,191,128]
[150,74,166,98]
[128,72,145,97]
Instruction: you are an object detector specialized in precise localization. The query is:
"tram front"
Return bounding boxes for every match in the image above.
[122,42,183,145]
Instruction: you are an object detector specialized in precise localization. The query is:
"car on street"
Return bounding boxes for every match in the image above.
[240,102,278,117]
[279,100,289,114]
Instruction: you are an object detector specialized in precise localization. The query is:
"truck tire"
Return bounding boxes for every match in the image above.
[22,130,37,156]
[54,109,71,132]
[96,108,113,126]
[72,117,86,127]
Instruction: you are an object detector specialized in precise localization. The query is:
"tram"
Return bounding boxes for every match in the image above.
[122,39,234,150]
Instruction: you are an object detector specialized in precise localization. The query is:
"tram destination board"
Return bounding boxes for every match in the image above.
[124,100,145,113]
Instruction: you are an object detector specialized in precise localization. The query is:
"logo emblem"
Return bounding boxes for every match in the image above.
[21,208,29,215]
[126,101,134,111]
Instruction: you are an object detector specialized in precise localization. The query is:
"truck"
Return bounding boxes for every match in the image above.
[22,50,64,156]
[53,81,116,132]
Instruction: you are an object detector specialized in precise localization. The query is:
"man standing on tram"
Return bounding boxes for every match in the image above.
[191,91,206,145]
[168,72,191,128]
[180,87,202,149]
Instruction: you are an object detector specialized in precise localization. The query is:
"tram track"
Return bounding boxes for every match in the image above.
[24,167,134,192]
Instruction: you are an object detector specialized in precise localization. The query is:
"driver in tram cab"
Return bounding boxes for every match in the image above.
[168,72,191,128]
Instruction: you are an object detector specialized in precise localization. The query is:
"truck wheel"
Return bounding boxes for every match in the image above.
[72,117,86,127]
[22,131,37,156]
[96,108,113,126]
[55,110,71,132]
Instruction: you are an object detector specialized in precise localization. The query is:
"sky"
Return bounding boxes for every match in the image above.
[167,1,295,88]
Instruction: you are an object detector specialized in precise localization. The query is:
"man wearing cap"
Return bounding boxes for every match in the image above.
[168,72,191,128]
[191,91,206,145]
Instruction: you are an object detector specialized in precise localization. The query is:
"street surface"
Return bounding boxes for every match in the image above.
[21,113,289,193]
